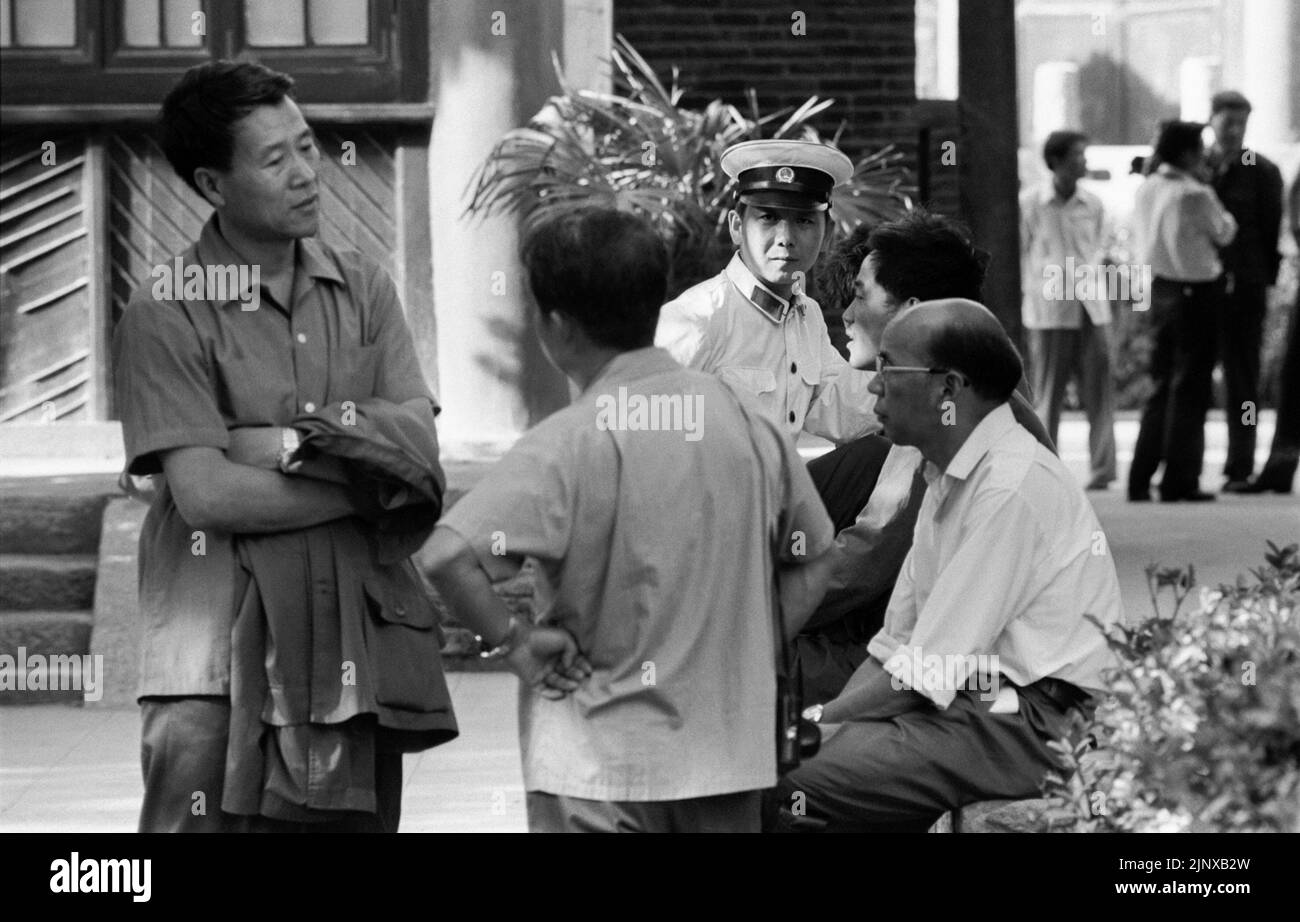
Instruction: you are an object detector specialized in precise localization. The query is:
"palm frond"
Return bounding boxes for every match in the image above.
[464,37,915,290]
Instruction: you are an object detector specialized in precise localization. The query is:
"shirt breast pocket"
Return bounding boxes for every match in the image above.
[718,366,778,410]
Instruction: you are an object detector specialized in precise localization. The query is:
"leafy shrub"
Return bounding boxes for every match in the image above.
[464,35,913,299]
[1042,542,1300,832]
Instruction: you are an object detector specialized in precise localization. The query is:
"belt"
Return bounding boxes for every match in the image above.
[1020,675,1094,713]
[1153,276,1221,288]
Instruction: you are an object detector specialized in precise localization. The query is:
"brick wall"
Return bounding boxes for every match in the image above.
[613,0,918,170]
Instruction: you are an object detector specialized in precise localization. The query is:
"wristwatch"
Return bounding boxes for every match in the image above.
[802,703,824,724]
[276,427,302,473]
[479,615,528,660]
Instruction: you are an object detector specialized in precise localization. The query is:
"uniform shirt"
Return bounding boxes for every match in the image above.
[866,404,1123,708]
[1131,164,1237,282]
[1020,183,1113,329]
[439,347,835,801]
[655,253,879,443]
[1209,148,1284,285]
[113,215,434,697]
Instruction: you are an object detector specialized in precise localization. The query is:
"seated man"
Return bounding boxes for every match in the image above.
[796,211,1055,704]
[772,298,1123,833]
[421,207,836,833]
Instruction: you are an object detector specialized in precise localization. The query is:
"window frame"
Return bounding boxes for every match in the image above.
[0,0,427,106]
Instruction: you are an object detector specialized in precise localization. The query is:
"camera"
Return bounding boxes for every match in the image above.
[776,673,821,774]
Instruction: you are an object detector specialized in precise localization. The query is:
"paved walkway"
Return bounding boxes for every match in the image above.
[0,673,526,833]
[1,413,1296,833]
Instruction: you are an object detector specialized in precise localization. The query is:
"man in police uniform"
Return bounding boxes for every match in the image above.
[655,140,877,443]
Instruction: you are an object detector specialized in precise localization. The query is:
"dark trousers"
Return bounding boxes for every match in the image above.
[767,680,1088,833]
[796,435,896,704]
[138,696,402,833]
[1258,291,1300,488]
[1129,277,1222,498]
[526,790,763,833]
[1218,278,1268,480]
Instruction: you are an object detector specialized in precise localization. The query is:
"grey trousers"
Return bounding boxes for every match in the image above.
[526,789,763,833]
[769,681,1087,833]
[1029,312,1117,486]
[138,696,402,833]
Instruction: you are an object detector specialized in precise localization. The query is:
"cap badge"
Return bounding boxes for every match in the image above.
[776,167,796,183]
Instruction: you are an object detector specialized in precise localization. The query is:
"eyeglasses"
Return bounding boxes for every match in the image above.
[873,355,954,379]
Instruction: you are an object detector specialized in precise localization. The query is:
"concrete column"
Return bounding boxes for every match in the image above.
[1179,57,1219,124]
[428,0,610,460]
[1032,61,1081,145]
[1239,0,1294,145]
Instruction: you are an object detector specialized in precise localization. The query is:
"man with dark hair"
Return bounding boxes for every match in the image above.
[1129,120,1237,502]
[811,222,873,356]
[792,209,1053,705]
[1021,130,1117,490]
[115,61,457,832]
[1207,91,1285,491]
[520,208,668,349]
[421,207,837,833]
[771,299,1122,833]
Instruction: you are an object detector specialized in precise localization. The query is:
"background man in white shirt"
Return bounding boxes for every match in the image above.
[1020,130,1117,490]
[1128,120,1237,502]
[770,299,1123,833]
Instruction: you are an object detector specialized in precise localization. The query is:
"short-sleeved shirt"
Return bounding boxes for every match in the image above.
[113,215,434,697]
[866,404,1123,708]
[439,347,835,801]
[1020,184,1113,329]
[655,253,879,444]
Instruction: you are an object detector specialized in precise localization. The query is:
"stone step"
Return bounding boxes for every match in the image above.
[0,609,94,705]
[0,491,111,555]
[0,553,98,611]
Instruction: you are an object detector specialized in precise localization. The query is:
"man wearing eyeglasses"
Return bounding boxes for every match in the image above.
[770,298,1123,833]
[792,211,1055,707]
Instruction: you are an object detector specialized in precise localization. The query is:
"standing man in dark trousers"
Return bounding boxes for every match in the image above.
[1128,121,1237,502]
[1241,174,1300,494]
[115,61,457,831]
[1208,92,1285,492]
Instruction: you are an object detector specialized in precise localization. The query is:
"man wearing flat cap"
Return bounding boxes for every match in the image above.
[655,139,878,444]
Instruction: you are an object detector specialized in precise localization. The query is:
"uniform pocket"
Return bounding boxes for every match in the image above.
[361,570,444,711]
[718,366,778,411]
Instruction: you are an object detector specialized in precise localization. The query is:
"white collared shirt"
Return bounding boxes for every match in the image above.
[1020,183,1113,329]
[654,253,879,444]
[1131,164,1237,282]
[866,404,1124,708]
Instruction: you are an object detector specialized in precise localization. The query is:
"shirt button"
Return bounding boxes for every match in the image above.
[304,402,317,413]
[296,333,307,344]
[790,362,797,374]
[788,411,796,423]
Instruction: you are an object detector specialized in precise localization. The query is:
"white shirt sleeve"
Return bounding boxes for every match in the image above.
[654,297,709,369]
[878,488,1045,708]
[802,336,880,443]
[1199,188,1239,248]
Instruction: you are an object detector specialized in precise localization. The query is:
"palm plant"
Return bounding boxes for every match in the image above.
[465,34,914,296]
